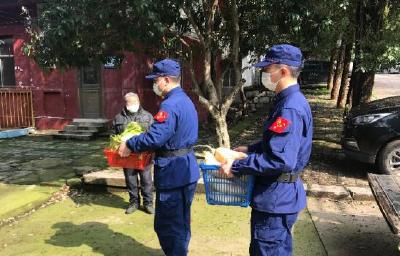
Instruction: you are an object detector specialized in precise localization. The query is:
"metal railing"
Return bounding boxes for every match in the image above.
[0,89,35,129]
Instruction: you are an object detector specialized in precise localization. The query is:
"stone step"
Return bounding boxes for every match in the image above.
[70,118,110,129]
[67,127,99,133]
[58,130,94,136]
[57,118,110,140]
[98,131,113,137]
[72,122,107,128]
[63,125,78,131]
[82,168,206,193]
[73,118,109,124]
[53,133,93,141]
[64,125,100,133]
[83,168,127,187]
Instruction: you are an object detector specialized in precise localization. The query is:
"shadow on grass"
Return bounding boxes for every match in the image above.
[46,222,163,256]
[69,190,130,210]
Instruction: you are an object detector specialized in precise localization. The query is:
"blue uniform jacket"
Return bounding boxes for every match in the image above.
[126,87,200,189]
[231,84,313,213]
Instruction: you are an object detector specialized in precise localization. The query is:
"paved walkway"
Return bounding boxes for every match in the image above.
[0,136,108,221]
[373,74,400,100]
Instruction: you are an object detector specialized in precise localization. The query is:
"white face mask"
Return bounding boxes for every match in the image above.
[261,70,281,91]
[126,104,139,113]
[153,83,163,97]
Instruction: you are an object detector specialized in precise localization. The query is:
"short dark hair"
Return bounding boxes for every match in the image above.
[169,76,181,84]
[279,64,302,78]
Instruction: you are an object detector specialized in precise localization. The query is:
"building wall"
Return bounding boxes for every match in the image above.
[0,24,208,130]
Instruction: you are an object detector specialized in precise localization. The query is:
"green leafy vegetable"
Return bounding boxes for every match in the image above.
[109,122,145,150]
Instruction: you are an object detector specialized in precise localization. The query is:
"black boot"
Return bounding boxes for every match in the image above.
[125,203,139,214]
[142,204,155,214]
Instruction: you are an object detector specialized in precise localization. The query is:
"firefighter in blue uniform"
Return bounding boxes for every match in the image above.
[221,44,313,256]
[118,59,199,256]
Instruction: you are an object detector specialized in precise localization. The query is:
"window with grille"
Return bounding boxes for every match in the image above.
[0,38,16,87]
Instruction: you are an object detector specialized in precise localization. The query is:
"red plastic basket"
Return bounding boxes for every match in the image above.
[103,148,153,170]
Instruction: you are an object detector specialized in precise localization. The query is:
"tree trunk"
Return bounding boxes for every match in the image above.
[183,0,243,148]
[350,0,386,107]
[239,85,247,114]
[327,47,338,90]
[351,71,375,106]
[346,82,353,107]
[337,42,353,108]
[213,113,230,148]
[331,42,346,100]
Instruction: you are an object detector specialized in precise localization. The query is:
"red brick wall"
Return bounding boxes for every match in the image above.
[0,24,208,130]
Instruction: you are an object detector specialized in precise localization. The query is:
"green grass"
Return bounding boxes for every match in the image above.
[0,184,56,220]
[0,192,326,256]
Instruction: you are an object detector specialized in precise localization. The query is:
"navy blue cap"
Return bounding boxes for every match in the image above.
[145,59,181,79]
[254,44,303,68]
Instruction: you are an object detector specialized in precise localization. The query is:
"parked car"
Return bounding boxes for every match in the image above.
[341,96,400,174]
[379,64,400,74]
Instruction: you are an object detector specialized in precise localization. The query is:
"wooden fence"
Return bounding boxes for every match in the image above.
[0,89,35,129]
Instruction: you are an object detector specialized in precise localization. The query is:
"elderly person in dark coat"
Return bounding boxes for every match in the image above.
[113,92,154,214]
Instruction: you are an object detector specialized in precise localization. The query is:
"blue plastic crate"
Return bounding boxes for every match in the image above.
[199,163,254,207]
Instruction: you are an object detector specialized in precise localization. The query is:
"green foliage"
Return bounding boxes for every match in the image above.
[239,0,352,61]
[24,0,165,68]
[352,0,400,72]
[25,0,354,68]
[24,0,400,69]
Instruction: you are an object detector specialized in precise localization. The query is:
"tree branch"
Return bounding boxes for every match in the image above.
[222,77,244,114]
[215,62,230,93]
[218,0,242,115]
[230,0,240,64]
[183,45,217,115]
[182,2,205,46]
[206,0,219,40]
[187,52,206,98]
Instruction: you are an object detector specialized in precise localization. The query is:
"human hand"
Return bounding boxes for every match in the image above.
[233,146,248,153]
[219,158,234,178]
[118,141,131,157]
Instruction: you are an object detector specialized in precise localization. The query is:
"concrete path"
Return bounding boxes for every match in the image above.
[307,197,399,256]
[373,74,400,100]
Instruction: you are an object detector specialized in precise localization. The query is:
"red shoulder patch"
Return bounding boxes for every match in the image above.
[268,117,291,133]
[154,111,169,123]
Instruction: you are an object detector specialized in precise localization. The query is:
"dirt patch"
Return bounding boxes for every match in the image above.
[213,89,375,186]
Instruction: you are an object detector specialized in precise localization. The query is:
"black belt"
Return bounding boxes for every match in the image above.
[276,173,299,183]
[156,147,193,158]
[257,173,299,184]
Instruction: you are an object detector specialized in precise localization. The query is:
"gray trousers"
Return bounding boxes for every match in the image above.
[123,165,153,206]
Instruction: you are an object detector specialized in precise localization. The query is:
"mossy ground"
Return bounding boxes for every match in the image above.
[0,191,325,256]
[0,89,342,255]
[0,136,109,221]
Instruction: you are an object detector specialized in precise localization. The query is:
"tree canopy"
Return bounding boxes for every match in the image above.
[24,0,400,144]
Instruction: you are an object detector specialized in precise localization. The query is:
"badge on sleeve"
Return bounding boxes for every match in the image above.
[154,111,168,123]
[268,117,291,133]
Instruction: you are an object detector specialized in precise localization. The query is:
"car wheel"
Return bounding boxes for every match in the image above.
[377,140,400,175]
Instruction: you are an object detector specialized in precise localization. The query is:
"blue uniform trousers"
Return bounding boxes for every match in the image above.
[250,210,298,256]
[154,182,197,256]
